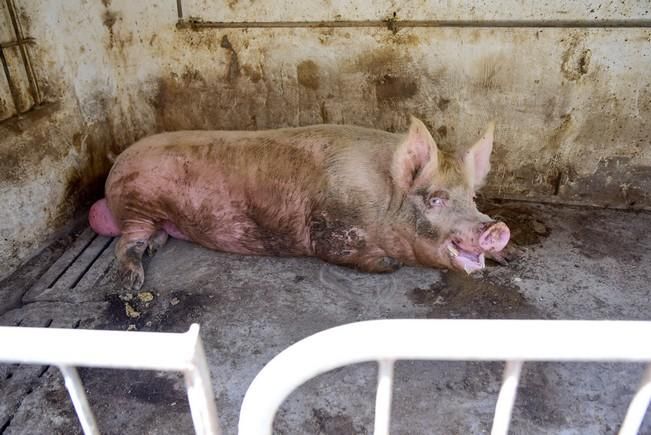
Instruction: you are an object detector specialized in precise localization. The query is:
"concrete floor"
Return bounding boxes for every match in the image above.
[1,200,650,435]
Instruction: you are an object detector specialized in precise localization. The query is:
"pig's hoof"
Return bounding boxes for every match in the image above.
[146,230,168,257]
[365,256,402,273]
[119,262,145,291]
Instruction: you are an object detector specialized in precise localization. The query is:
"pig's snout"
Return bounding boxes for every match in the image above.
[478,221,510,252]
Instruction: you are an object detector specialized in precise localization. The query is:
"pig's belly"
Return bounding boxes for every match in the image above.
[165,200,311,257]
[161,221,189,241]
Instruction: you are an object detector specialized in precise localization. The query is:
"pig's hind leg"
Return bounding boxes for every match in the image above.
[147,230,169,256]
[115,223,157,291]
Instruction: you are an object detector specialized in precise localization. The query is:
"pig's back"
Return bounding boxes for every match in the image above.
[105,126,400,255]
[108,124,400,204]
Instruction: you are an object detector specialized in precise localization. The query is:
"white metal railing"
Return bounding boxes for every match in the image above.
[238,319,651,435]
[0,324,220,435]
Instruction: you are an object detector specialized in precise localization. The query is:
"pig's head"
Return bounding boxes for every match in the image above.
[391,117,510,273]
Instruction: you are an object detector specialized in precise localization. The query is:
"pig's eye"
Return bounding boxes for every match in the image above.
[427,190,449,208]
[429,197,445,207]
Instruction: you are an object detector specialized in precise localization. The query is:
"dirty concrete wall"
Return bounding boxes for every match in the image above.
[1,0,650,279]
[0,1,157,280]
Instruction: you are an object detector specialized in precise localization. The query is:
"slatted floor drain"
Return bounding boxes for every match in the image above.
[22,229,116,303]
[0,316,64,434]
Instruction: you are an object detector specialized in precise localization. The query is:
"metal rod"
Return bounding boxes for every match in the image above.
[177,18,651,30]
[183,324,221,435]
[2,325,221,434]
[491,360,524,435]
[374,359,395,435]
[619,364,651,435]
[176,0,183,20]
[239,320,651,434]
[0,47,20,115]
[0,325,205,370]
[59,365,100,435]
[0,37,35,49]
[5,0,41,104]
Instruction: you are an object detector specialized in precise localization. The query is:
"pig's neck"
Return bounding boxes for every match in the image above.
[368,199,423,266]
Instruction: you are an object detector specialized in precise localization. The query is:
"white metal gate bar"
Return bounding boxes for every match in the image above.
[0,324,220,435]
[491,360,523,435]
[373,359,395,435]
[238,319,651,435]
[59,365,100,435]
[621,365,651,435]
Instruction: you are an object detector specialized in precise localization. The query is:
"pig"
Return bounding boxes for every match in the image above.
[89,117,510,291]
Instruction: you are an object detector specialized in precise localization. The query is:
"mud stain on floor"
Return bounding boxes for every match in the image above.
[571,222,643,263]
[102,290,216,332]
[79,368,188,406]
[303,408,367,435]
[479,202,551,246]
[407,271,542,319]
[514,363,571,428]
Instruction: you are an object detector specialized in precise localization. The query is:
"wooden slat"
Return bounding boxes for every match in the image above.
[53,235,112,290]
[22,229,96,302]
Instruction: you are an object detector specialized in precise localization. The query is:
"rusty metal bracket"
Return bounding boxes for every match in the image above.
[0,0,42,121]
[0,36,35,49]
[5,0,40,105]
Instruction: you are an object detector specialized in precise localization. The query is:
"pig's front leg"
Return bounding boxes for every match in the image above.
[352,253,402,273]
[310,222,401,273]
[318,249,402,273]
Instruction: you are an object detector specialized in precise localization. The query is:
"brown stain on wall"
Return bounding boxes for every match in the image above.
[437,97,450,111]
[320,101,329,123]
[154,66,273,131]
[486,50,650,209]
[220,35,241,82]
[297,60,320,90]
[474,55,507,92]
[347,47,420,107]
[350,46,409,76]
[0,97,10,121]
[547,113,573,152]
[62,124,120,211]
[374,74,417,103]
[561,33,592,81]
[0,105,65,184]
[242,64,262,83]
[383,31,420,46]
[102,8,120,48]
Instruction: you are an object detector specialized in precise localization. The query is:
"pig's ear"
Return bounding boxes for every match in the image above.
[391,117,439,192]
[463,122,495,190]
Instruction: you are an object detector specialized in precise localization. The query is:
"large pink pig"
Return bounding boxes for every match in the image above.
[89,117,510,290]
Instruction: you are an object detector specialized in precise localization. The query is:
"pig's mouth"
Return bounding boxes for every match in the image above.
[446,242,485,274]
